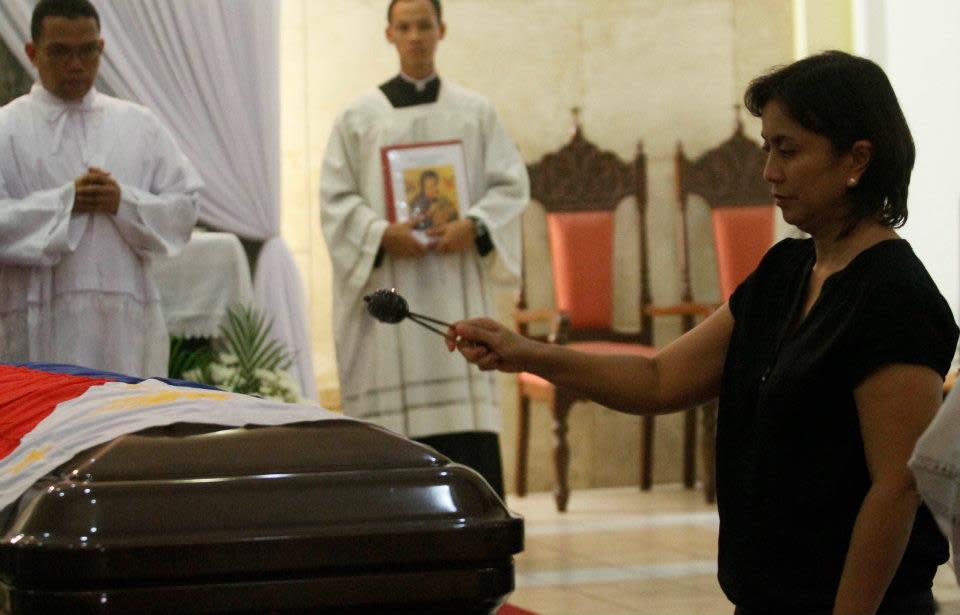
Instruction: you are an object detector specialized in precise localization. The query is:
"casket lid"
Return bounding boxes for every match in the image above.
[0,420,523,586]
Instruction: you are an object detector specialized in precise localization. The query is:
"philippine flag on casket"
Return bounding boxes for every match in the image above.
[0,364,341,512]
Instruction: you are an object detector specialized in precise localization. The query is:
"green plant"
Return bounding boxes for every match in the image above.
[217,304,293,394]
[168,336,214,380]
[179,304,303,403]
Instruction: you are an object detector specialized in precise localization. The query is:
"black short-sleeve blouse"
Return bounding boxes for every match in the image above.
[718,237,959,612]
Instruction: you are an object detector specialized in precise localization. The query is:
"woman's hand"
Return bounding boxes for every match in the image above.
[445,318,528,373]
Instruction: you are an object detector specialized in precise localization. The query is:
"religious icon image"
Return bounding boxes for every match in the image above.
[380,140,469,246]
[404,166,460,230]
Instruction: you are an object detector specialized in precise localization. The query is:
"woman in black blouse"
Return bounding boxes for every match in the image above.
[445,51,959,615]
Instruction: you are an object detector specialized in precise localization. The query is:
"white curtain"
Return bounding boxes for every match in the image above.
[0,0,316,400]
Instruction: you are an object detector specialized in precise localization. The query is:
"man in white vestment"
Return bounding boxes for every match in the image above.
[320,0,528,497]
[0,0,201,378]
[911,380,960,585]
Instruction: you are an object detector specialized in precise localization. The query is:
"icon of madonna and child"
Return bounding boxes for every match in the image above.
[404,166,460,231]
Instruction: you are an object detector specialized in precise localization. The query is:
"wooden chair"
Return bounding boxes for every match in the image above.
[675,119,773,502]
[514,119,709,512]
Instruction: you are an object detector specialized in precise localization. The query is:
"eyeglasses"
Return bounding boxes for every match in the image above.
[44,43,102,63]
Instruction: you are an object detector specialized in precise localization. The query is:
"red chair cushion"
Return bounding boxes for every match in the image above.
[546,211,614,330]
[711,205,775,300]
[517,341,655,389]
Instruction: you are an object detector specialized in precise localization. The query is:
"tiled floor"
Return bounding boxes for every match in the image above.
[504,485,960,615]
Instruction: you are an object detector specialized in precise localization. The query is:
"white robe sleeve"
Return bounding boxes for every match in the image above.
[910,383,960,584]
[112,118,201,258]
[465,104,529,278]
[319,117,389,292]
[0,168,84,267]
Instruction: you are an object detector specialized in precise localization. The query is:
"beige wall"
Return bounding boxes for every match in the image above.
[280,0,793,490]
[794,0,853,58]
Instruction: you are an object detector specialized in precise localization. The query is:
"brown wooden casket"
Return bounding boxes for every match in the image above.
[0,420,523,614]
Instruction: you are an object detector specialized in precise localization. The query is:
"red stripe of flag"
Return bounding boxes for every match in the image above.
[0,365,109,460]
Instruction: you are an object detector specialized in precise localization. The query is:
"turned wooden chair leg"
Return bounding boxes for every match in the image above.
[640,414,654,490]
[683,407,697,489]
[551,389,574,512]
[514,390,530,497]
[701,400,718,503]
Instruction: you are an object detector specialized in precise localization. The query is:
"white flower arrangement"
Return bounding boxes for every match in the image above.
[174,305,305,404]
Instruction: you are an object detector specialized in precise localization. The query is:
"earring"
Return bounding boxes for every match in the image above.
[847,177,857,187]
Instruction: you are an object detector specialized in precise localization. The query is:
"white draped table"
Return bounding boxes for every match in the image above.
[153,230,255,339]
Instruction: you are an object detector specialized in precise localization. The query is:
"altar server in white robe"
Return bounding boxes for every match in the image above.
[0,0,201,378]
[320,0,528,497]
[911,380,960,585]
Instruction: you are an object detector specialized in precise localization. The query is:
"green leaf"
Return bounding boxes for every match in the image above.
[171,304,299,401]
[168,337,214,379]
[214,304,294,392]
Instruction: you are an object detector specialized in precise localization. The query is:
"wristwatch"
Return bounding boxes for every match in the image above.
[468,215,494,256]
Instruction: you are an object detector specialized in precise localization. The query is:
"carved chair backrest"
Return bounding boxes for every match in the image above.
[675,123,773,302]
[523,126,650,345]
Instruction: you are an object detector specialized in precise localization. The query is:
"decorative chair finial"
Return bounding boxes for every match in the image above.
[571,106,583,137]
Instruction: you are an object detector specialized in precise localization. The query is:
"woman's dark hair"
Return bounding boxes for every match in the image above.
[744,50,913,229]
[31,0,100,43]
[387,0,442,23]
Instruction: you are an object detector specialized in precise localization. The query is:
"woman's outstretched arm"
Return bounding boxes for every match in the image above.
[446,304,735,415]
